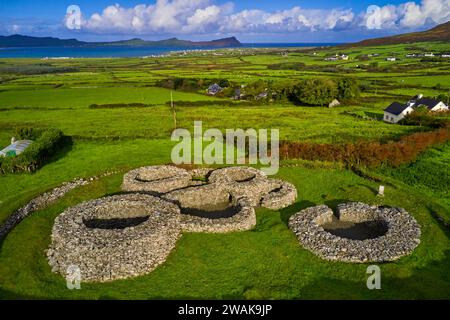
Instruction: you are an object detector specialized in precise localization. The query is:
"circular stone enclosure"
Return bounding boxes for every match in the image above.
[122,165,191,194]
[288,202,421,263]
[261,179,297,210]
[163,184,256,233]
[47,194,182,282]
[208,167,271,207]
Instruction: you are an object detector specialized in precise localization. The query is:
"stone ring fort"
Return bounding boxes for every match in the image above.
[41,165,421,282]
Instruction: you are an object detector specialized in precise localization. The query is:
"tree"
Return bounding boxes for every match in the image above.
[292,79,338,106]
[337,78,360,101]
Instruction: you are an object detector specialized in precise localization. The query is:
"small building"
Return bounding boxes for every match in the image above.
[207,83,223,95]
[386,57,396,61]
[441,54,450,58]
[383,102,413,123]
[424,53,434,57]
[328,99,341,108]
[256,91,268,100]
[340,54,349,61]
[0,140,33,157]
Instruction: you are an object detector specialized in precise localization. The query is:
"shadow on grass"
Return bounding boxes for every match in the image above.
[39,136,74,171]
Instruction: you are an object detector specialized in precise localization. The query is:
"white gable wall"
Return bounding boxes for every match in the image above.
[430,101,449,111]
[383,106,414,123]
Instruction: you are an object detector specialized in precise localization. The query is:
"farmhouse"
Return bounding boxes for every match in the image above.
[383,102,414,123]
[324,54,348,61]
[386,57,396,61]
[410,96,448,111]
[383,94,449,123]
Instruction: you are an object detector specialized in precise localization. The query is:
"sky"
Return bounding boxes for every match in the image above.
[0,0,449,42]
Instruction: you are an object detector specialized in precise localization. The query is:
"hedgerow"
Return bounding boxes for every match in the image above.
[0,127,69,174]
[280,128,450,167]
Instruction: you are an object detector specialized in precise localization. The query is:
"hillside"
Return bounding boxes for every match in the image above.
[0,35,242,48]
[348,21,450,47]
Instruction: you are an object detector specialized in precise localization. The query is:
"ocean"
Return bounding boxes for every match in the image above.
[0,43,341,58]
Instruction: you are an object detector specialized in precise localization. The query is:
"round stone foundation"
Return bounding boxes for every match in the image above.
[288,202,421,263]
[208,166,272,207]
[47,194,181,282]
[163,184,256,233]
[121,165,192,194]
[261,179,298,210]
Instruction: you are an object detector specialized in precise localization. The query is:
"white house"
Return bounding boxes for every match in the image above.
[383,102,414,123]
[411,97,448,112]
[386,57,396,61]
[384,94,449,123]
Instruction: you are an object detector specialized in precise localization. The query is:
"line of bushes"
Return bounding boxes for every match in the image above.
[0,127,70,174]
[166,100,261,107]
[0,64,79,75]
[89,103,156,109]
[279,128,450,167]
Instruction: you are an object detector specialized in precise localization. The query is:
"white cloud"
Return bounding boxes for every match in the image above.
[399,0,450,27]
[69,0,450,36]
[363,5,398,29]
[363,0,450,30]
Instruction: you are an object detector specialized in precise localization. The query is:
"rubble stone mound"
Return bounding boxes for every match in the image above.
[122,165,191,194]
[47,194,181,282]
[288,202,421,263]
[208,166,272,207]
[163,184,256,233]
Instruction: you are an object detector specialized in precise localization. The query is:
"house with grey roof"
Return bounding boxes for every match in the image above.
[207,83,223,95]
[383,94,449,124]
[383,102,414,123]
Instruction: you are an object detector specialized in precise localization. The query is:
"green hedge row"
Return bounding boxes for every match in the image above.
[0,127,69,174]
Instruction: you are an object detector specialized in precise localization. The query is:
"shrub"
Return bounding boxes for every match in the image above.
[279,128,450,168]
[336,78,360,101]
[0,128,69,174]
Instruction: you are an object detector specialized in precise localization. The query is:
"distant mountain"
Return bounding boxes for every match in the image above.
[348,21,450,47]
[0,34,242,48]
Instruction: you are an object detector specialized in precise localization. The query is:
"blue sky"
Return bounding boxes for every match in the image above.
[0,0,449,42]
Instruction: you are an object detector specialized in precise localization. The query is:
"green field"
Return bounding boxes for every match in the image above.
[0,41,449,299]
